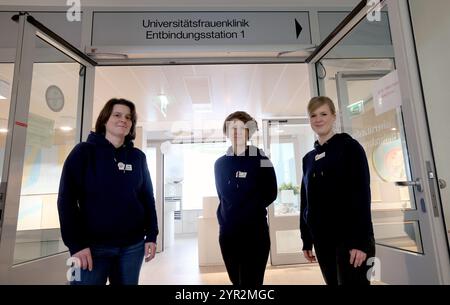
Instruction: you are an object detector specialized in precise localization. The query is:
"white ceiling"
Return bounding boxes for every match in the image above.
[93,63,312,139]
[2,63,316,141]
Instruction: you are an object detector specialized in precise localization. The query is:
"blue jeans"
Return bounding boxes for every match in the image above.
[70,240,145,285]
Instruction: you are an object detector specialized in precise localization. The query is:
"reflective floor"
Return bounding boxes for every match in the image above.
[139,234,325,285]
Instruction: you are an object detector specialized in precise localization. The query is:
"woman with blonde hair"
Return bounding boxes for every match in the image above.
[300,96,375,285]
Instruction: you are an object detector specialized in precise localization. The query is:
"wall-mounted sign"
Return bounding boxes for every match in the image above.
[91,11,311,48]
[372,70,402,116]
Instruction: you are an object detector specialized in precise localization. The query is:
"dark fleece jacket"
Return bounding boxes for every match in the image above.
[57,132,158,255]
[214,145,278,236]
[300,133,374,253]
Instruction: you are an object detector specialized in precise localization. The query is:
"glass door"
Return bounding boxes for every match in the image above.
[335,69,426,253]
[264,119,316,265]
[0,14,96,284]
[307,0,450,284]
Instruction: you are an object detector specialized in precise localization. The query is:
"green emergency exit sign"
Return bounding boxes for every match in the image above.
[347,100,364,116]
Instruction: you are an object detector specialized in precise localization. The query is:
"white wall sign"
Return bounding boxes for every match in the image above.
[91,11,311,48]
[372,70,402,116]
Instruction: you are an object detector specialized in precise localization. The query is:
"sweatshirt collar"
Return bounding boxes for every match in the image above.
[86,131,134,149]
[314,133,350,152]
[226,145,259,157]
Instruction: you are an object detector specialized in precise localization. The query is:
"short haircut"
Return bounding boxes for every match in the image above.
[307,96,336,116]
[95,98,137,141]
[222,111,258,139]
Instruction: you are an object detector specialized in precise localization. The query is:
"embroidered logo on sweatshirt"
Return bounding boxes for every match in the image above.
[235,171,247,178]
[118,162,125,170]
[315,152,326,161]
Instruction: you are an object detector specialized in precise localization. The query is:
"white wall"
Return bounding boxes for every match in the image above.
[409,0,450,234]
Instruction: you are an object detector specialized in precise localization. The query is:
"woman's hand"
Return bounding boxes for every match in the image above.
[349,249,367,268]
[145,242,157,262]
[303,250,316,263]
[72,248,93,271]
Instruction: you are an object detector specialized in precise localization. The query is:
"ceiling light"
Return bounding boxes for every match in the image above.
[60,126,73,132]
[56,116,75,132]
[157,94,169,117]
[158,94,169,106]
[0,80,10,100]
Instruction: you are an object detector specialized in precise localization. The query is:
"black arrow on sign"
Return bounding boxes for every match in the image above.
[295,19,302,39]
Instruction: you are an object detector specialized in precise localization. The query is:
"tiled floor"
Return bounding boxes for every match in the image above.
[139,234,325,285]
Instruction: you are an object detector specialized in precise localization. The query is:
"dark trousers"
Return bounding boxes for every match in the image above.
[314,240,376,285]
[219,230,270,286]
[70,240,145,285]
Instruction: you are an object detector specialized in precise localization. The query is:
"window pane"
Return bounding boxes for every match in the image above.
[13,38,83,264]
[164,142,228,211]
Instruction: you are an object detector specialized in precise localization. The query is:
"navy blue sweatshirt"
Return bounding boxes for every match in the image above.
[300,133,374,253]
[214,146,278,236]
[57,132,159,255]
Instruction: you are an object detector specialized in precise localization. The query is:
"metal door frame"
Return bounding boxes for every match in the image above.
[263,118,313,265]
[307,0,450,284]
[0,14,96,284]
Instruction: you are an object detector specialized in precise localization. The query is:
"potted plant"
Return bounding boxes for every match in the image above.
[278,182,300,203]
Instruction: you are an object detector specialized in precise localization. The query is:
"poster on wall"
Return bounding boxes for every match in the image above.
[372,138,407,182]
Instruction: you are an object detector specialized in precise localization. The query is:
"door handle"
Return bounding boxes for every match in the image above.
[395,179,423,192]
[439,179,447,189]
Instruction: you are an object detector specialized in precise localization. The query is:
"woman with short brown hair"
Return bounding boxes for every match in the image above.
[58,98,158,285]
[214,111,277,286]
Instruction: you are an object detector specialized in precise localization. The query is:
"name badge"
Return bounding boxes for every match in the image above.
[125,164,133,171]
[235,171,247,178]
[315,152,326,161]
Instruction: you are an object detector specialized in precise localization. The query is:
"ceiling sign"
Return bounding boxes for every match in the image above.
[91,11,311,48]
